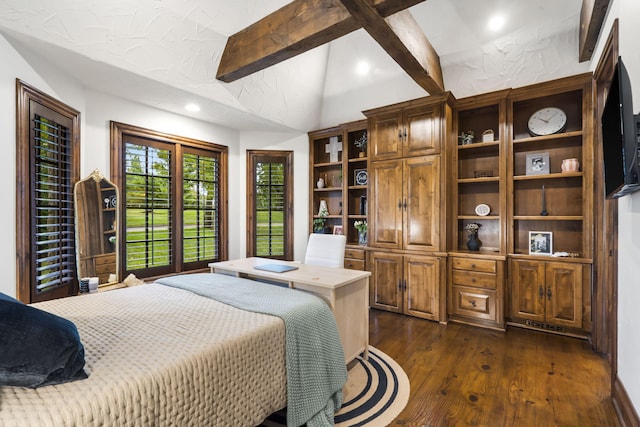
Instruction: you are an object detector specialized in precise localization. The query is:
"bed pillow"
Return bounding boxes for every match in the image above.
[0,292,88,388]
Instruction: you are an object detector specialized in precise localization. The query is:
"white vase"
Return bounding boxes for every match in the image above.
[318,200,328,216]
[317,177,325,188]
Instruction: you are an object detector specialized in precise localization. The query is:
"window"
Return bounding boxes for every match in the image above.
[110,122,227,279]
[246,150,293,260]
[16,80,81,303]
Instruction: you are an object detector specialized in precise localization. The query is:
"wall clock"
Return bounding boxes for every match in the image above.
[527,107,567,136]
[354,169,368,186]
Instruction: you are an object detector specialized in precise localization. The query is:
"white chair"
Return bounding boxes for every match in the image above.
[304,233,346,268]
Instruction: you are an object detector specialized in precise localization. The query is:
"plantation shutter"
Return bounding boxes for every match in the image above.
[31,112,77,296]
[183,148,220,268]
[255,160,286,257]
[246,150,293,260]
[123,139,174,277]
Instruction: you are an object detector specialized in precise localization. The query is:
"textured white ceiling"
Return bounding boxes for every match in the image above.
[0,0,588,132]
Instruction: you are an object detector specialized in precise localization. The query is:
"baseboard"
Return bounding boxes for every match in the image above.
[613,376,640,427]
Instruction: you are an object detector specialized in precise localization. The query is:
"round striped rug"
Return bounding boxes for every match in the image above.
[260,346,410,426]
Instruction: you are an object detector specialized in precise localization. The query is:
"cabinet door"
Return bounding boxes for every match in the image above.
[404,156,440,251]
[404,255,441,320]
[545,262,583,328]
[404,105,440,157]
[368,251,403,312]
[511,260,545,322]
[369,111,402,161]
[370,160,403,249]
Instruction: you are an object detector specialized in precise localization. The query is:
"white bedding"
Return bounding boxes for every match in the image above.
[0,284,287,426]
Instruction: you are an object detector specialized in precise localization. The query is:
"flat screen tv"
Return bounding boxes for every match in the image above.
[601,56,640,199]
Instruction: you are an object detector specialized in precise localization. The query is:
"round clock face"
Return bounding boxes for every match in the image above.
[527,107,567,136]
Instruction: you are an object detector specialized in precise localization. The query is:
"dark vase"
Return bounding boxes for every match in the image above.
[466,232,480,251]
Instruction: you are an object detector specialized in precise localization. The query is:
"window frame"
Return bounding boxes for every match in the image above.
[246,150,294,260]
[16,79,81,303]
[110,122,228,279]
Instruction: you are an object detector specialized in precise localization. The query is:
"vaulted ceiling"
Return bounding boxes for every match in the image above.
[0,0,601,133]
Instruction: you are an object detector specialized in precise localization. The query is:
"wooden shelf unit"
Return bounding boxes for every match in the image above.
[309,120,369,263]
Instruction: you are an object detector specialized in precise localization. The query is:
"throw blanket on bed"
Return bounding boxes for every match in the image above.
[156,273,348,427]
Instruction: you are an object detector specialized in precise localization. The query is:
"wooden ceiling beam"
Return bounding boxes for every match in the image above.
[579,0,611,62]
[339,0,443,94]
[216,0,426,83]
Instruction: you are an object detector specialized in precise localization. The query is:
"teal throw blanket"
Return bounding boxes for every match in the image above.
[156,273,347,427]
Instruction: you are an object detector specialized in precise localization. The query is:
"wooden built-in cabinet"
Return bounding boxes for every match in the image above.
[308,120,368,269]
[368,251,444,321]
[312,74,595,337]
[364,95,452,322]
[369,155,441,251]
[510,259,589,331]
[506,74,593,335]
[369,103,441,161]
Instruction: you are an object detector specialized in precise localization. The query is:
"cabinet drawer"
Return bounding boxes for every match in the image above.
[344,259,365,270]
[451,285,496,321]
[452,270,496,290]
[452,257,496,273]
[345,248,365,260]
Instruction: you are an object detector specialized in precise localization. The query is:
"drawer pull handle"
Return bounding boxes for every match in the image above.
[471,264,476,269]
[470,300,476,307]
[471,278,476,283]
[539,286,544,298]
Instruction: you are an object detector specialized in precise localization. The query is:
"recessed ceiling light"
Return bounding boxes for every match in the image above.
[356,61,370,76]
[488,15,505,32]
[185,103,200,112]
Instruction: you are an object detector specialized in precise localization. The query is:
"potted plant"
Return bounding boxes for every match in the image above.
[458,130,475,145]
[314,204,329,233]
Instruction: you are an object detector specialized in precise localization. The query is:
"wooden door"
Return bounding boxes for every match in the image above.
[404,255,440,320]
[403,156,440,251]
[511,260,545,322]
[545,262,583,328]
[368,251,404,312]
[370,160,403,249]
[369,111,402,161]
[403,105,440,157]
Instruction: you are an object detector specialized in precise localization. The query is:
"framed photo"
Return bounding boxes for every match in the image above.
[333,225,343,235]
[529,231,553,255]
[354,169,368,186]
[525,152,550,175]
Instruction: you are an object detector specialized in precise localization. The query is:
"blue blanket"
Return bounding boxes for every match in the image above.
[156,273,347,427]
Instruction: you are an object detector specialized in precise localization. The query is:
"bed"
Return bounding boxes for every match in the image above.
[0,273,347,426]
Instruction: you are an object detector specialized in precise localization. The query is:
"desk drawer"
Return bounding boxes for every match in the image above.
[451,257,496,273]
[452,270,496,290]
[345,248,365,260]
[344,259,365,270]
[451,285,496,321]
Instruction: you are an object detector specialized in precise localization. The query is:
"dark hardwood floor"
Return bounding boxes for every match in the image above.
[369,309,620,426]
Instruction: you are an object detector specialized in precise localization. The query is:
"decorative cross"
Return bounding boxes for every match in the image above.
[325,136,342,163]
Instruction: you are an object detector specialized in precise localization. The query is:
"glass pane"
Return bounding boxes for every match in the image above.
[254,161,285,257]
[124,143,172,270]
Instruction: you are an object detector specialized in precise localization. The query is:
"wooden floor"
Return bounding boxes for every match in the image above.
[369,309,620,426]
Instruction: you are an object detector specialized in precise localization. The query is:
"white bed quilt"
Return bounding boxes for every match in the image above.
[0,284,287,426]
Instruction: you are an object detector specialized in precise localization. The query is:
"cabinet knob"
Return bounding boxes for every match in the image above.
[547,288,552,300]
[471,263,476,269]
[470,300,476,307]
[539,286,544,298]
[471,278,476,283]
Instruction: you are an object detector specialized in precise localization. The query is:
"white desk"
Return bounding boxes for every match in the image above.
[209,257,370,363]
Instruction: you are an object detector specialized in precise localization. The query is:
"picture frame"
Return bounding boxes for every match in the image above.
[529,231,553,255]
[525,152,550,175]
[354,169,368,186]
[333,225,343,235]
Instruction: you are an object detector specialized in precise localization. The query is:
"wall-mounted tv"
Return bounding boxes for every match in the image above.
[601,56,640,199]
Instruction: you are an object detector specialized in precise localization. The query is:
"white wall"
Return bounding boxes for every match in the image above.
[591,0,640,414]
[0,34,307,298]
